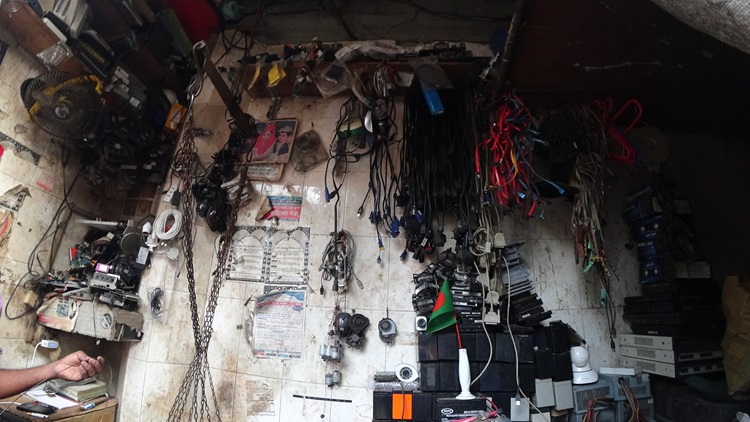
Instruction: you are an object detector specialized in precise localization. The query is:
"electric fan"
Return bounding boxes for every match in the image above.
[21,71,104,141]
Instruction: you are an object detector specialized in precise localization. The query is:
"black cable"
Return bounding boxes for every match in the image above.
[5,164,82,320]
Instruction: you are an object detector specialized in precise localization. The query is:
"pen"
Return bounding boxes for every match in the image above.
[27,412,48,419]
[80,396,108,410]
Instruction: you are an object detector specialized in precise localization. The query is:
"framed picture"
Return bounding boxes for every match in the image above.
[243,119,298,164]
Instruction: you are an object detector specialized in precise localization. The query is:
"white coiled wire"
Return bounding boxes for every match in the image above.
[153,208,183,240]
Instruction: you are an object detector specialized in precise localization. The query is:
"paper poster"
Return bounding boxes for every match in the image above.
[245,119,298,164]
[265,196,302,222]
[247,163,284,182]
[252,290,305,359]
[228,226,310,292]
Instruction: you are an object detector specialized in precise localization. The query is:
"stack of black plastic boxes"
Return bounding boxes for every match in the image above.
[622,180,725,379]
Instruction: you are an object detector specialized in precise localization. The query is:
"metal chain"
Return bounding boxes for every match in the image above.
[167,81,251,421]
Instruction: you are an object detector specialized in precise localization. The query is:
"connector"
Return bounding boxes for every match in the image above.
[40,339,59,349]
[163,185,178,203]
[389,220,401,237]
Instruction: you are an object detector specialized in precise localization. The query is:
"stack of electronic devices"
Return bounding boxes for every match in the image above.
[495,244,551,326]
[569,373,654,422]
[496,244,533,297]
[451,270,487,333]
[618,333,724,379]
[509,292,551,326]
[623,289,724,336]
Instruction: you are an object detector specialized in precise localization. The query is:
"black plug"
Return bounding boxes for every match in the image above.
[413,246,425,262]
[170,190,182,206]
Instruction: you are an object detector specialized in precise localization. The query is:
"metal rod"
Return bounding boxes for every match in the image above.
[195,43,255,137]
[494,0,527,96]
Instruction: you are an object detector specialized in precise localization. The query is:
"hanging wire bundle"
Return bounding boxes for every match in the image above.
[569,103,618,351]
[570,104,608,272]
[319,230,359,293]
[475,93,558,218]
[398,89,473,261]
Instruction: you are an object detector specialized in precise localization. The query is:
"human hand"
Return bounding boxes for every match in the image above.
[52,351,105,381]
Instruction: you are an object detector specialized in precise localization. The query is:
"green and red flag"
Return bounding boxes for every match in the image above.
[425,279,457,334]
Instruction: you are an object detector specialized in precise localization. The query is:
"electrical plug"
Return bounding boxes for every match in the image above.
[40,339,59,349]
[413,246,425,262]
[389,220,401,237]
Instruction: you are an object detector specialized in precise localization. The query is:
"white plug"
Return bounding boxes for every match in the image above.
[493,232,507,248]
[163,185,178,203]
[40,340,59,349]
[28,340,59,368]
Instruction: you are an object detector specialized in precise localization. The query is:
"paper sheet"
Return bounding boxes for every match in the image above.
[228,226,310,291]
[252,290,305,359]
[26,387,79,409]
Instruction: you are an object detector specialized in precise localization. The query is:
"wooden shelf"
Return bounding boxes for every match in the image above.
[242,60,482,98]
[0,2,83,74]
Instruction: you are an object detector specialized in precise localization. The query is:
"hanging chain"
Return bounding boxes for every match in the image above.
[168,41,251,422]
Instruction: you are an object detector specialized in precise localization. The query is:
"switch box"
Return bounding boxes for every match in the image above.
[510,397,530,422]
[553,380,574,410]
[534,378,555,408]
[532,412,551,422]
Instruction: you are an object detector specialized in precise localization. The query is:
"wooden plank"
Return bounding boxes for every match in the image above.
[0,2,83,74]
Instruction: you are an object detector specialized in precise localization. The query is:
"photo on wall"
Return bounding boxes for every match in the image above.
[243,119,298,164]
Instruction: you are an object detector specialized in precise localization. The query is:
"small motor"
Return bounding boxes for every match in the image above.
[337,312,370,348]
[378,318,397,344]
[319,344,342,362]
[325,370,342,387]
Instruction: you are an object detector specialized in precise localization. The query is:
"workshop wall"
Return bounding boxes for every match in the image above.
[114,47,648,421]
[0,44,122,391]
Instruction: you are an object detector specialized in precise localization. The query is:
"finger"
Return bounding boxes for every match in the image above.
[88,357,103,373]
[81,361,96,377]
[74,350,91,362]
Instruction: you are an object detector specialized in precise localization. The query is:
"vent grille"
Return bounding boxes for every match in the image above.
[634,337,655,346]
[637,348,657,358]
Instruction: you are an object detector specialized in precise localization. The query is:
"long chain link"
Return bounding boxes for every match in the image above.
[167,58,250,420]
